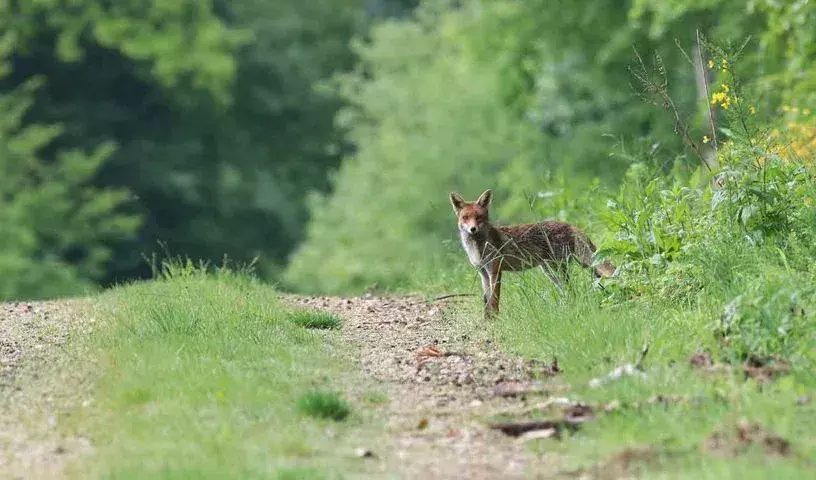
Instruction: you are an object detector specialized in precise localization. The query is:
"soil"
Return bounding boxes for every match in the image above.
[2,295,570,479]
[288,294,571,479]
[0,300,94,480]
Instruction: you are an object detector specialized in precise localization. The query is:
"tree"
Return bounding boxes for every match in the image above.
[0,79,139,299]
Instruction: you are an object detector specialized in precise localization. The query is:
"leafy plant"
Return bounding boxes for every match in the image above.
[713,275,814,365]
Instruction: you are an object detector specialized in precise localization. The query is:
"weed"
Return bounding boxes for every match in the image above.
[291,310,342,330]
[713,275,814,365]
[297,390,351,421]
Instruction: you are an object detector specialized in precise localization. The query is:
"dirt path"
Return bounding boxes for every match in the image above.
[289,294,568,479]
[0,300,94,480]
[2,295,567,479]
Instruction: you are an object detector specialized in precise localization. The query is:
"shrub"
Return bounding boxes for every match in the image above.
[713,275,814,366]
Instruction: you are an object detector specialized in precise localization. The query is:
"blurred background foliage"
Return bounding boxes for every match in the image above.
[0,0,814,298]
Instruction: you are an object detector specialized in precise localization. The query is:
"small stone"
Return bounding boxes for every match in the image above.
[354,448,375,458]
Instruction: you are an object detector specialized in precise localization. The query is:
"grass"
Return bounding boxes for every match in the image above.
[446,251,816,478]
[291,310,342,330]
[297,390,351,421]
[61,263,374,479]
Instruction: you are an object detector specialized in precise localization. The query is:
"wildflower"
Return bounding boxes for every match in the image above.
[721,83,729,93]
[707,59,714,69]
[721,58,728,70]
[749,106,756,115]
[702,135,710,144]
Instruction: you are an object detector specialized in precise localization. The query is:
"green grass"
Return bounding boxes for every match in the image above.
[291,310,342,330]
[297,390,351,421]
[446,254,816,478]
[63,265,372,479]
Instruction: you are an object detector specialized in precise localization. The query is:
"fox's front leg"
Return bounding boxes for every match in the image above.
[485,260,502,318]
[478,267,491,306]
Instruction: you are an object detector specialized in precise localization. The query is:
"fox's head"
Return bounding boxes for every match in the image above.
[449,189,492,236]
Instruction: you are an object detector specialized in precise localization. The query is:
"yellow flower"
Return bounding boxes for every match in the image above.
[749,106,756,115]
[703,135,710,144]
[721,58,728,70]
[707,60,715,69]
[721,83,729,93]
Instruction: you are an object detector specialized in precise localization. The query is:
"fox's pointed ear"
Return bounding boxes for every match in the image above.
[450,192,465,213]
[476,189,492,208]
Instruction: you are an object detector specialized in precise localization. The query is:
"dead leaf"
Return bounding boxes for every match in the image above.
[704,420,791,457]
[742,357,790,383]
[354,447,375,458]
[489,420,569,438]
[494,380,548,398]
[589,363,647,388]
[417,418,428,430]
[516,428,557,443]
[563,403,595,423]
[689,352,713,368]
[525,357,561,377]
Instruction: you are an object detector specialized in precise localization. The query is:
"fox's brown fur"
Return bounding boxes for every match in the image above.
[450,189,615,317]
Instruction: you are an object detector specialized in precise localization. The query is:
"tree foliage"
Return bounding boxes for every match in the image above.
[0,0,389,296]
[3,0,815,298]
[0,80,139,299]
[286,0,816,293]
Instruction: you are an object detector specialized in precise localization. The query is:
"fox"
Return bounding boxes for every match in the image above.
[449,189,615,317]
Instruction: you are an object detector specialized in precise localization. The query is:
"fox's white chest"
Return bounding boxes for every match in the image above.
[459,231,484,267]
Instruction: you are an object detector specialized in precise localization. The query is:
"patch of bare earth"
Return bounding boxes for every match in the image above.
[0,300,93,480]
[289,294,572,479]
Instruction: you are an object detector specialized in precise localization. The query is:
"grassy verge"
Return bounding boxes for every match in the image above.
[63,263,372,479]
[446,254,816,478]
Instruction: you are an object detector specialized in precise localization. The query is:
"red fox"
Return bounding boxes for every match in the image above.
[449,189,615,317]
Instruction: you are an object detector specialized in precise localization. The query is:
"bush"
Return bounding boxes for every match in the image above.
[713,275,814,366]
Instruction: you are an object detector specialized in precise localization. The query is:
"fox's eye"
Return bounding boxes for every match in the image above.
[462,215,470,221]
